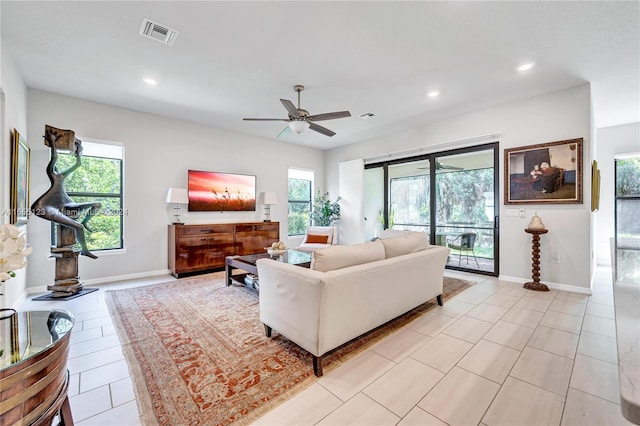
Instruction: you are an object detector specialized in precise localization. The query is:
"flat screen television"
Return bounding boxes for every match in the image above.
[188,170,256,212]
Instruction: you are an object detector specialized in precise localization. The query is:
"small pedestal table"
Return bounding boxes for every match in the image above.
[524,228,550,292]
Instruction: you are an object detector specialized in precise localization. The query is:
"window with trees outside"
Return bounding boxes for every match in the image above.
[288,168,313,236]
[615,155,640,283]
[367,144,498,275]
[53,141,124,251]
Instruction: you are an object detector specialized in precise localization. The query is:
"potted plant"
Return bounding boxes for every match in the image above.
[310,189,341,226]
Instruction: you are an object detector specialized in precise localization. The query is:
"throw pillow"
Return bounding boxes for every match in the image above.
[305,226,335,244]
[311,240,385,272]
[306,234,329,244]
[381,232,428,258]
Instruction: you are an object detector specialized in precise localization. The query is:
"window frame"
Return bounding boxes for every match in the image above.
[51,140,125,252]
[288,169,314,236]
[614,154,640,282]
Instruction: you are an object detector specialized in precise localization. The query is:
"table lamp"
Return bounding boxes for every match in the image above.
[166,188,188,224]
[258,192,277,222]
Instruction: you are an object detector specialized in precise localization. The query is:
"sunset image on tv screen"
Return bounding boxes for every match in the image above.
[188,170,256,211]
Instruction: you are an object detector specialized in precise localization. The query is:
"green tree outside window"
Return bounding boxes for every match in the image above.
[56,151,124,251]
[288,178,311,235]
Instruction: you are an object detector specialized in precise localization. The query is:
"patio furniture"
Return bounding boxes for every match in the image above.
[448,232,479,267]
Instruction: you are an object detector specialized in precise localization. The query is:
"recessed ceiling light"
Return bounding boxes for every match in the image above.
[517,62,535,71]
[143,78,157,86]
[427,91,439,98]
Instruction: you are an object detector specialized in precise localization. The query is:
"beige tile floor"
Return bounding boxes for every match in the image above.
[17,267,634,425]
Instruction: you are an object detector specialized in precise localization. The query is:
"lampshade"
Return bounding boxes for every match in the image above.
[288,121,310,134]
[166,188,188,204]
[258,192,277,205]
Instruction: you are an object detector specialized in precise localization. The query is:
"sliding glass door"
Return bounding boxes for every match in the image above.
[434,148,497,274]
[615,155,640,283]
[365,143,499,276]
[388,159,431,234]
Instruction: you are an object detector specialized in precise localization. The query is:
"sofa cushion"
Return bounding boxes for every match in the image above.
[311,240,385,272]
[379,229,416,239]
[381,232,429,258]
[306,234,329,244]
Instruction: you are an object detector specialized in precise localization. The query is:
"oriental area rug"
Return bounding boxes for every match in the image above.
[105,272,473,426]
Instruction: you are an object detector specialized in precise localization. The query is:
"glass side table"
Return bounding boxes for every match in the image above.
[1,309,75,425]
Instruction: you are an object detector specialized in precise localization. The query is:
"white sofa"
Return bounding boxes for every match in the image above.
[257,232,450,376]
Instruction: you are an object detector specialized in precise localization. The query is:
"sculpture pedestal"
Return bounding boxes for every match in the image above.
[47,225,83,297]
[523,228,549,292]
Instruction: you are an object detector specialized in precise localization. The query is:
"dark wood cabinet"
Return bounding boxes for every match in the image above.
[234,223,280,255]
[168,222,279,277]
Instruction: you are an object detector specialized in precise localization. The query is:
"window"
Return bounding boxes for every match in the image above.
[54,141,124,251]
[389,174,430,229]
[288,169,313,236]
[615,154,640,283]
[366,143,499,276]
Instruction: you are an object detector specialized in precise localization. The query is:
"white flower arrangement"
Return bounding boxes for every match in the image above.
[0,224,33,282]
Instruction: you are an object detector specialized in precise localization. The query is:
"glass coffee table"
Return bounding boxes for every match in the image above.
[225,249,311,290]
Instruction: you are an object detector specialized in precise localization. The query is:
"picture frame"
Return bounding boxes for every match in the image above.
[10,129,31,225]
[504,138,583,205]
[591,160,601,212]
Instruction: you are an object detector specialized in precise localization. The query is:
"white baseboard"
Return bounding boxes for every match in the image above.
[82,269,172,286]
[26,269,172,296]
[498,275,592,295]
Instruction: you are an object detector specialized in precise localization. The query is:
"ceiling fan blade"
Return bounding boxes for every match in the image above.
[280,99,300,118]
[437,162,463,170]
[243,118,289,121]
[309,122,336,137]
[277,126,291,138]
[307,111,351,121]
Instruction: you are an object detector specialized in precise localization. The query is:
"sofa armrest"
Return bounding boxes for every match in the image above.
[256,259,326,355]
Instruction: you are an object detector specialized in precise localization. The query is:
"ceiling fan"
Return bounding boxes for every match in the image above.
[243,85,351,137]
[436,161,463,171]
[417,161,464,171]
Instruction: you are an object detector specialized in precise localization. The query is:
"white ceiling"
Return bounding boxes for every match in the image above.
[2,1,638,150]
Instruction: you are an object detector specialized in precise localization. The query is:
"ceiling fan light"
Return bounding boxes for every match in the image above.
[289,120,310,134]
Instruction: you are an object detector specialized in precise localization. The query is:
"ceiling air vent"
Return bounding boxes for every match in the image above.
[139,18,179,46]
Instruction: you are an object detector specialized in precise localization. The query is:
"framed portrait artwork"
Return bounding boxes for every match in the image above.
[504,138,583,205]
[10,129,31,224]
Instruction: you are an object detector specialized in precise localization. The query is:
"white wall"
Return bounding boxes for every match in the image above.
[595,122,640,265]
[338,159,365,245]
[26,89,324,290]
[1,39,29,307]
[326,85,593,291]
